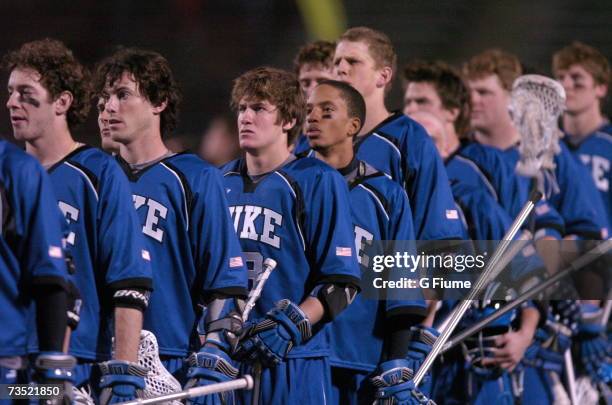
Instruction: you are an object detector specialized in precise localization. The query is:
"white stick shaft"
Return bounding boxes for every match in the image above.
[564,350,578,405]
[413,194,540,387]
[118,376,254,405]
[242,258,277,322]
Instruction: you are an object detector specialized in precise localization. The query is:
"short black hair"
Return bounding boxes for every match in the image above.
[317,80,366,133]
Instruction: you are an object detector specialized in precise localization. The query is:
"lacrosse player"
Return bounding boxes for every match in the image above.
[303,79,433,404]
[295,27,465,243]
[404,61,544,405]
[5,39,153,402]
[553,41,612,396]
[222,67,360,404]
[462,48,609,404]
[554,41,612,229]
[94,47,248,403]
[0,140,76,404]
[294,40,336,98]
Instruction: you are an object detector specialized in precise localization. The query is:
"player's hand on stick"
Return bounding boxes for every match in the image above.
[371,359,436,404]
[34,352,77,405]
[234,299,312,367]
[575,303,611,382]
[482,329,533,371]
[184,346,239,405]
[99,360,148,404]
[404,325,439,394]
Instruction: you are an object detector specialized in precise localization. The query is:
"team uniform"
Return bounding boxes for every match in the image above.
[0,141,68,389]
[222,155,360,404]
[116,152,247,382]
[297,112,465,241]
[428,147,546,404]
[326,158,427,404]
[563,123,612,229]
[40,145,153,388]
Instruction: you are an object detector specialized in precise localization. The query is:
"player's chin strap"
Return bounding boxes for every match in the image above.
[440,239,612,354]
[413,191,542,387]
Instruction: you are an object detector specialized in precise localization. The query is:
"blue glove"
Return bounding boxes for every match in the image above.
[184,346,239,405]
[575,303,611,382]
[234,299,312,367]
[405,326,439,395]
[99,360,148,404]
[371,359,436,404]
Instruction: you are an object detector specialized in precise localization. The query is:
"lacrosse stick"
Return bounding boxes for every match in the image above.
[510,74,566,177]
[137,330,183,404]
[441,240,612,353]
[240,258,277,405]
[413,190,542,387]
[117,375,254,405]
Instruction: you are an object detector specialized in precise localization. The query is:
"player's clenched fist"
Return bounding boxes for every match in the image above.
[234,300,312,367]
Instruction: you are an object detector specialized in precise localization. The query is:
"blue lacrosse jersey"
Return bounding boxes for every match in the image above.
[460,141,566,239]
[0,141,68,357]
[222,155,360,359]
[42,145,152,360]
[500,143,608,240]
[564,123,612,229]
[445,152,509,241]
[117,152,247,357]
[298,113,464,240]
[328,159,426,371]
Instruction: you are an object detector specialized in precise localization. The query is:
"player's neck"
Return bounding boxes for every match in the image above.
[26,122,78,167]
[475,120,520,150]
[562,106,605,139]
[360,97,391,136]
[245,145,291,176]
[120,129,168,165]
[314,141,354,169]
[445,128,461,158]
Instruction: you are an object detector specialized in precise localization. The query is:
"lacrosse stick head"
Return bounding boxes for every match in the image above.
[510,74,566,176]
[138,330,182,403]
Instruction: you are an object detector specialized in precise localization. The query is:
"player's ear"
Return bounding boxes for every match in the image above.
[152,99,168,115]
[54,91,74,116]
[444,107,460,123]
[376,66,393,89]
[282,118,297,133]
[595,83,607,99]
[347,117,361,137]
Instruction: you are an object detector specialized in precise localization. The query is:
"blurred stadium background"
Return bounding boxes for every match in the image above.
[1,0,611,149]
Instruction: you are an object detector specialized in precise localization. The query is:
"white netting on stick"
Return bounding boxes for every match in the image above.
[138,330,183,404]
[510,74,566,177]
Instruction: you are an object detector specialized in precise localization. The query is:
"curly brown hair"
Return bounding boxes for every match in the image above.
[293,40,336,73]
[463,49,522,91]
[94,47,181,137]
[403,60,471,137]
[3,38,90,128]
[552,41,610,87]
[231,67,305,145]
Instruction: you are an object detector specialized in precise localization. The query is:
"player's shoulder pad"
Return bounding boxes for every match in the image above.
[285,154,341,178]
[0,140,48,186]
[374,112,431,144]
[162,151,223,184]
[220,158,242,176]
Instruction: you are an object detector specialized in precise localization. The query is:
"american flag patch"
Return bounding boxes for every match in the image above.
[535,203,550,215]
[48,245,63,259]
[142,249,151,261]
[229,256,244,268]
[336,247,352,257]
[446,209,459,220]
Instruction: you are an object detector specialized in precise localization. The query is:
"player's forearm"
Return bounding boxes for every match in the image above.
[114,307,143,362]
[519,306,539,339]
[300,296,325,325]
[35,285,69,352]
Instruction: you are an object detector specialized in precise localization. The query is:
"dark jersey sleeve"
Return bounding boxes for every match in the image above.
[190,166,247,297]
[99,159,153,291]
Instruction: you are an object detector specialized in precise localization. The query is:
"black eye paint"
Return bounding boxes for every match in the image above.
[18,94,40,108]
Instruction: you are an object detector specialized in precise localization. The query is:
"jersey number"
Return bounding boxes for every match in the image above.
[244,251,263,291]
